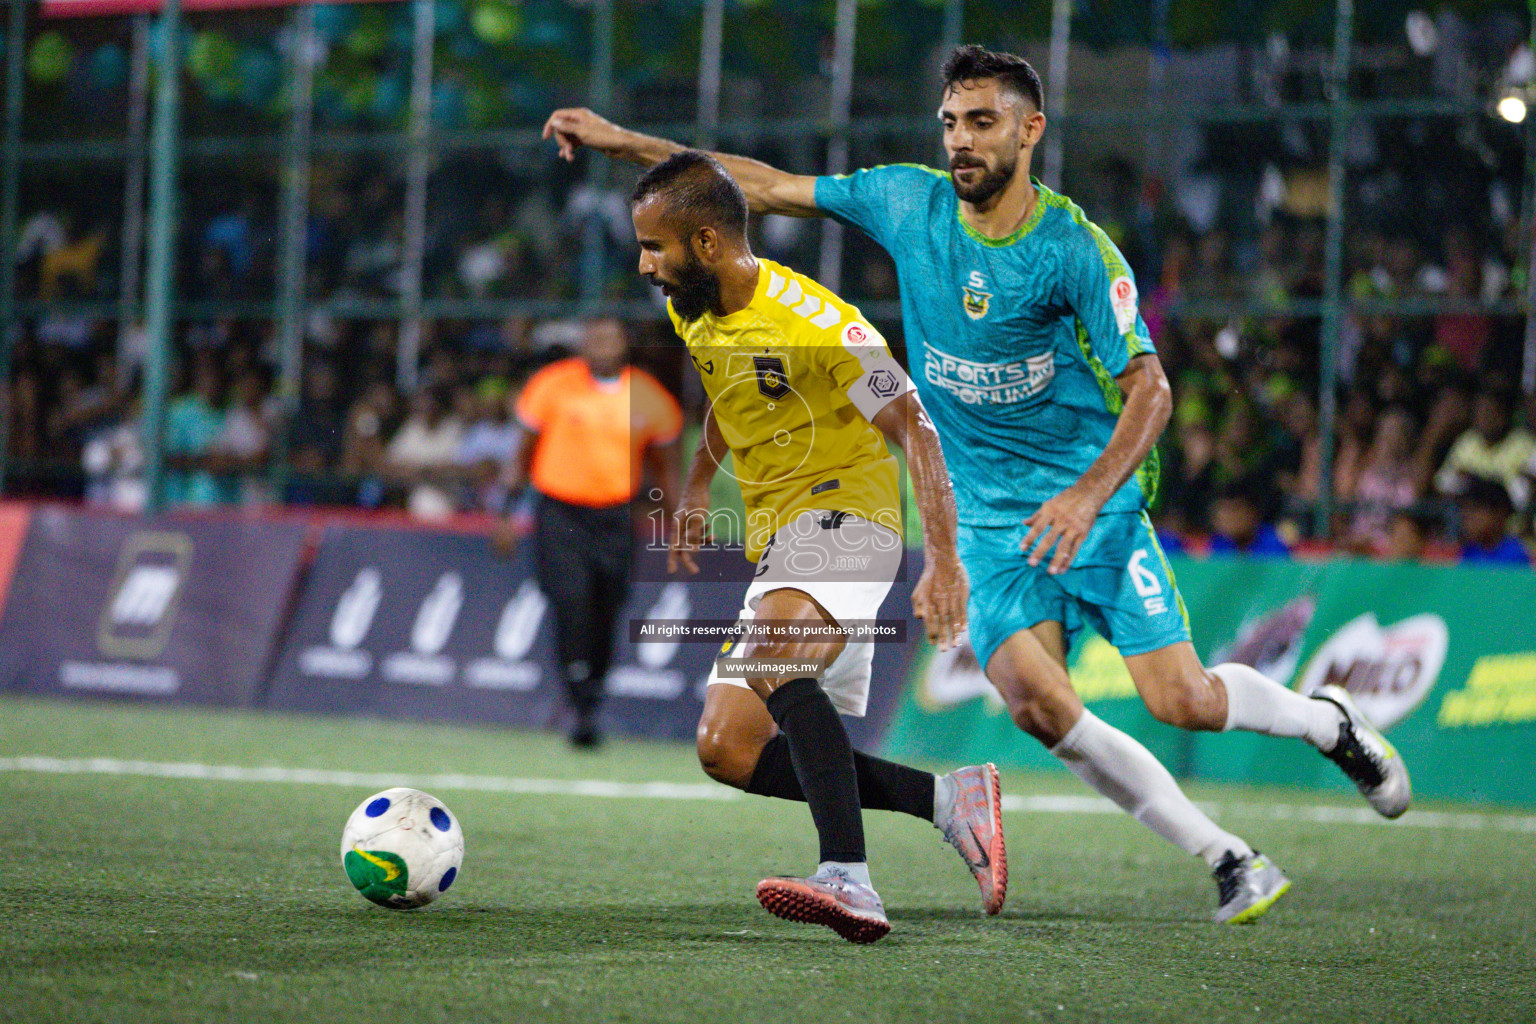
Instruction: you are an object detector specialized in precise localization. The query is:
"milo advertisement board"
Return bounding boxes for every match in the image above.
[884,556,1536,807]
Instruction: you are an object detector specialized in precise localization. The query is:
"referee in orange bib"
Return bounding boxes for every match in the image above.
[507,318,682,747]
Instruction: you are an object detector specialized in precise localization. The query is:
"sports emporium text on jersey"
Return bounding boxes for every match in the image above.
[923,346,1056,406]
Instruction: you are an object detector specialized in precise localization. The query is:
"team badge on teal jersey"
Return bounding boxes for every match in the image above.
[962,270,991,320]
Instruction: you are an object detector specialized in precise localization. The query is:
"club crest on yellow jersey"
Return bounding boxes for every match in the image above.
[752,355,790,398]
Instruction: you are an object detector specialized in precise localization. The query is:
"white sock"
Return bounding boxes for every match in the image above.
[932,772,958,827]
[821,860,871,887]
[1213,662,1343,751]
[1051,710,1253,868]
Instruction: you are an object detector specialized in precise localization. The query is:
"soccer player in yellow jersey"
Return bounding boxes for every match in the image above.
[628,151,1004,943]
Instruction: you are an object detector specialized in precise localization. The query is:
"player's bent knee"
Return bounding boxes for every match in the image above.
[1142,677,1221,731]
[1003,693,1073,747]
[694,721,760,789]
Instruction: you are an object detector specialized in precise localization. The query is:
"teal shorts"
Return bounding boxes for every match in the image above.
[959,510,1191,672]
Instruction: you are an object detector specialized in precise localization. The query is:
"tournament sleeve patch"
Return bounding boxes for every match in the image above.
[844,361,914,422]
[1109,275,1138,337]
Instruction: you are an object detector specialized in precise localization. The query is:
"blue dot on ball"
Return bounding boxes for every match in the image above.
[439,866,457,891]
[365,797,391,817]
[430,807,451,832]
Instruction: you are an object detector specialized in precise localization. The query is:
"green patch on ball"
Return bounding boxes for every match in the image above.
[344,847,410,907]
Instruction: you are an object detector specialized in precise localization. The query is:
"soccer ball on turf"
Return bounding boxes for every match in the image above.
[340,788,465,909]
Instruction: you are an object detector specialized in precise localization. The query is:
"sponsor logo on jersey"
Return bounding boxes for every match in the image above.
[1109,275,1138,335]
[842,321,876,348]
[923,345,1055,405]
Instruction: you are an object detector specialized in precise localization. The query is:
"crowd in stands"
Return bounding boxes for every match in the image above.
[1143,215,1534,568]
[10,160,1536,569]
[14,156,585,308]
[5,280,1534,570]
[6,6,1533,567]
[4,316,574,518]
[8,136,1536,571]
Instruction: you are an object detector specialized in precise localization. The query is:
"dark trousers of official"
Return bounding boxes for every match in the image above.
[534,494,633,723]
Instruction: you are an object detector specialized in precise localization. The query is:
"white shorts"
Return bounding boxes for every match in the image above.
[706,509,902,717]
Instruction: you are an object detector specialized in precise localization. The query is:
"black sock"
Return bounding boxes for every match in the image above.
[562,662,602,719]
[746,735,937,822]
[763,677,866,864]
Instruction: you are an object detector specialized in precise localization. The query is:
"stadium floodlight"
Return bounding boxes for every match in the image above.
[1496,92,1528,124]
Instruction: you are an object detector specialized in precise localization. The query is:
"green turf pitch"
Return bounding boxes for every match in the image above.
[2,696,1532,1024]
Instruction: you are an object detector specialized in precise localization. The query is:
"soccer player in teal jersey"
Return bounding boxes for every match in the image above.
[544,45,1411,924]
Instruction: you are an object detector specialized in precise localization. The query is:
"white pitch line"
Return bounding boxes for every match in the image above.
[2,756,1534,834]
[0,756,740,803]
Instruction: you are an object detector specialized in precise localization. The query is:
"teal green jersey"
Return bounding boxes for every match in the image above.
[815,165,1158,527]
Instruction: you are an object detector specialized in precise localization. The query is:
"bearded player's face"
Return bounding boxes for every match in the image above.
[632,198,721,323]
[939,78,1031,205]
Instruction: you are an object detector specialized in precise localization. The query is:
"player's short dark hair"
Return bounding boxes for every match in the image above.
[941,44,1044,112]
[631,150,749,239]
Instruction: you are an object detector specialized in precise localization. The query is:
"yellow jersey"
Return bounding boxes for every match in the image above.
[668,257,912,561]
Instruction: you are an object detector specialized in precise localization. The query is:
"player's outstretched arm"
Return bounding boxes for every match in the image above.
[669,406,728,575]
[1021,353,1172,574]
[872,392,968,651]
[542,107,821,217]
